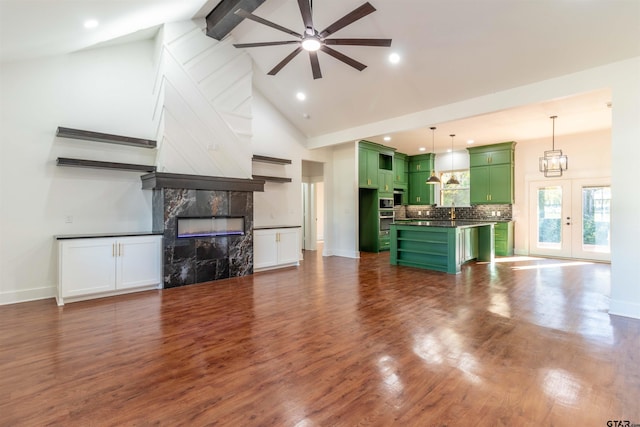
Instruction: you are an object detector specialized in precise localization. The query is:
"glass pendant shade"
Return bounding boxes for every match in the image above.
[539,115,568,177]
[446,134,459,185]
[425,126,441,184]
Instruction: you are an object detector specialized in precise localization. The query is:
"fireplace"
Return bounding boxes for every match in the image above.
[177,217,245,238]
[141,172,264,288]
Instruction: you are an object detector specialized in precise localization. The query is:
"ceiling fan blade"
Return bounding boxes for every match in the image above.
[235,8,302,38]
[309,51,322,79]
[268,47,304,76]
[297,0,314,34]
[324,38,392,47]
[320,45,367,71]
[319,2,376,38]
[234,41,301,48]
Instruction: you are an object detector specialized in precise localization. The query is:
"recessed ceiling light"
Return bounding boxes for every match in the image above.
[383,136,391,141]
[418,147,426,152]
[296,92,306,101]
[84,19,99,29]
[388,53,400,64]
[467,139,474,144]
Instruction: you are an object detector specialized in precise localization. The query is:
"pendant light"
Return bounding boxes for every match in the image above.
[446,134,459,185]
[539,115,568,177]
[426,126,441,184]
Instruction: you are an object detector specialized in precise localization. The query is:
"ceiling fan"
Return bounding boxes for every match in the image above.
[232,0,392,79]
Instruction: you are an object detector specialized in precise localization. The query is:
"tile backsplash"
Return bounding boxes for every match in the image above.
[395,204,512,221]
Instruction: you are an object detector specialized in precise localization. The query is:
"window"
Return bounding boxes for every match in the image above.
[440,170,470,207]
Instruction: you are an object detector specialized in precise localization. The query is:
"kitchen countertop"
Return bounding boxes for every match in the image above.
[392,220,497,228]
[254,225,301,230]
[55,231,163,240]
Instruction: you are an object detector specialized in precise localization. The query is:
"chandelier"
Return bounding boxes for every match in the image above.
[539,115,568,177]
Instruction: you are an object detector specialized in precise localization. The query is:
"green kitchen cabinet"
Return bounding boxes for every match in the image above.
[468,142,516,204]
[408,153,434,173]
[408,171,434,205]
[394,153,408,186]
[494,221,514,256]
[378,170,394,196]
[408,153,435,205]
[358,145,379,188]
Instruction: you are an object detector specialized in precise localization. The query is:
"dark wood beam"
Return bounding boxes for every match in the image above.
[205,0,267,41]
[141,172,265,192]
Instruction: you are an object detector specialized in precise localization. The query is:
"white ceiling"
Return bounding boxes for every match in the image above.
[1,0,638,154]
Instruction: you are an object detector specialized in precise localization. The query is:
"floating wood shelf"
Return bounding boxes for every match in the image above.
[56,127,157,149]
[57,157,157,173]
[252,175,292,183]
[252,155,292,165]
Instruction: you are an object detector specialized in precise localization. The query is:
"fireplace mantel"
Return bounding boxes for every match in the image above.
[141,172,264,192]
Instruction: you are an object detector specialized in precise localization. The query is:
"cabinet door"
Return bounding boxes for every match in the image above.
[378,170,393,194]
[254,230,278,269]
[394,156,407,185]
[487,164,513,203]
[59,238,116,297]
[117,236,162,290]
[358,147,378,188]
[470,166,491,204]
[409,172,434,204]
[277,228,300,265]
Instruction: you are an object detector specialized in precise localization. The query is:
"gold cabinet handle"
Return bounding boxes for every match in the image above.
[112,243,116,257]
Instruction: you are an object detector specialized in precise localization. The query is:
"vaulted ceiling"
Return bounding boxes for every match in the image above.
[1,0,639,154]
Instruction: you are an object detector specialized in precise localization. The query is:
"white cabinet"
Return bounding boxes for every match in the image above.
[254,227,301,272]
[57,235,162,305]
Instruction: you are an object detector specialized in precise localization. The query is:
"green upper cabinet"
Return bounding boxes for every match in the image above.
[408,154,434,173]
[378,170,394,195]
[467,142,516,204]
[359,141,395,190]
[408,153,435,205]
[409,172,435,204]
[393,152,408,186]
[358,145,379,188]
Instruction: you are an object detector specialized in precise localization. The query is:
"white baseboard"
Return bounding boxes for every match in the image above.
[323,248,359,258]
[609,299,640,320]
[0,286,56,306]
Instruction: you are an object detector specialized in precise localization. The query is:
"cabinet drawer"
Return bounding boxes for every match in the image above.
[495,240,509,256]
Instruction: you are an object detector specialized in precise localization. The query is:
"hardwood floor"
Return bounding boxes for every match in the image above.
[1,250,638,426]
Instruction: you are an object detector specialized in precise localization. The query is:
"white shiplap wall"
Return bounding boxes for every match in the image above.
[153,20,253,178]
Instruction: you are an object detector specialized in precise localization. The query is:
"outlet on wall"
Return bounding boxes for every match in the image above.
[65,216,73,224]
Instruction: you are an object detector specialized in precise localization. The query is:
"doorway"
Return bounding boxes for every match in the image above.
[302,160,325,251]
[529,178,611,261]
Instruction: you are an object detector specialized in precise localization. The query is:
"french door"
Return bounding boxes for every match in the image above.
[529,178,611,261]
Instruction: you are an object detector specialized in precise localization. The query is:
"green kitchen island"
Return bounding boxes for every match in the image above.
[390,221,496,274]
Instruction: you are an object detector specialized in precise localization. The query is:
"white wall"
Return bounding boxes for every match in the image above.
[513,129,612,255]
[323,142,358,258]
[0,40,156,304]
[252,90,308,227]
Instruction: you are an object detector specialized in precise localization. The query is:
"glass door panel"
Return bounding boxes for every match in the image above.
[529,179,611,261]
[572,182,611,261]
[537,186,562,249]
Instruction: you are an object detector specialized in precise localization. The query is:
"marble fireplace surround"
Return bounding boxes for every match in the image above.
[141,172,264,289]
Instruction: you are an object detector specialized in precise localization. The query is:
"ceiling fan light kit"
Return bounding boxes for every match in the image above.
[232,1,392,79]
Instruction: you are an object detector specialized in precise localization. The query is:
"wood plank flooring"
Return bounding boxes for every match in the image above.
[1,250,639,426]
